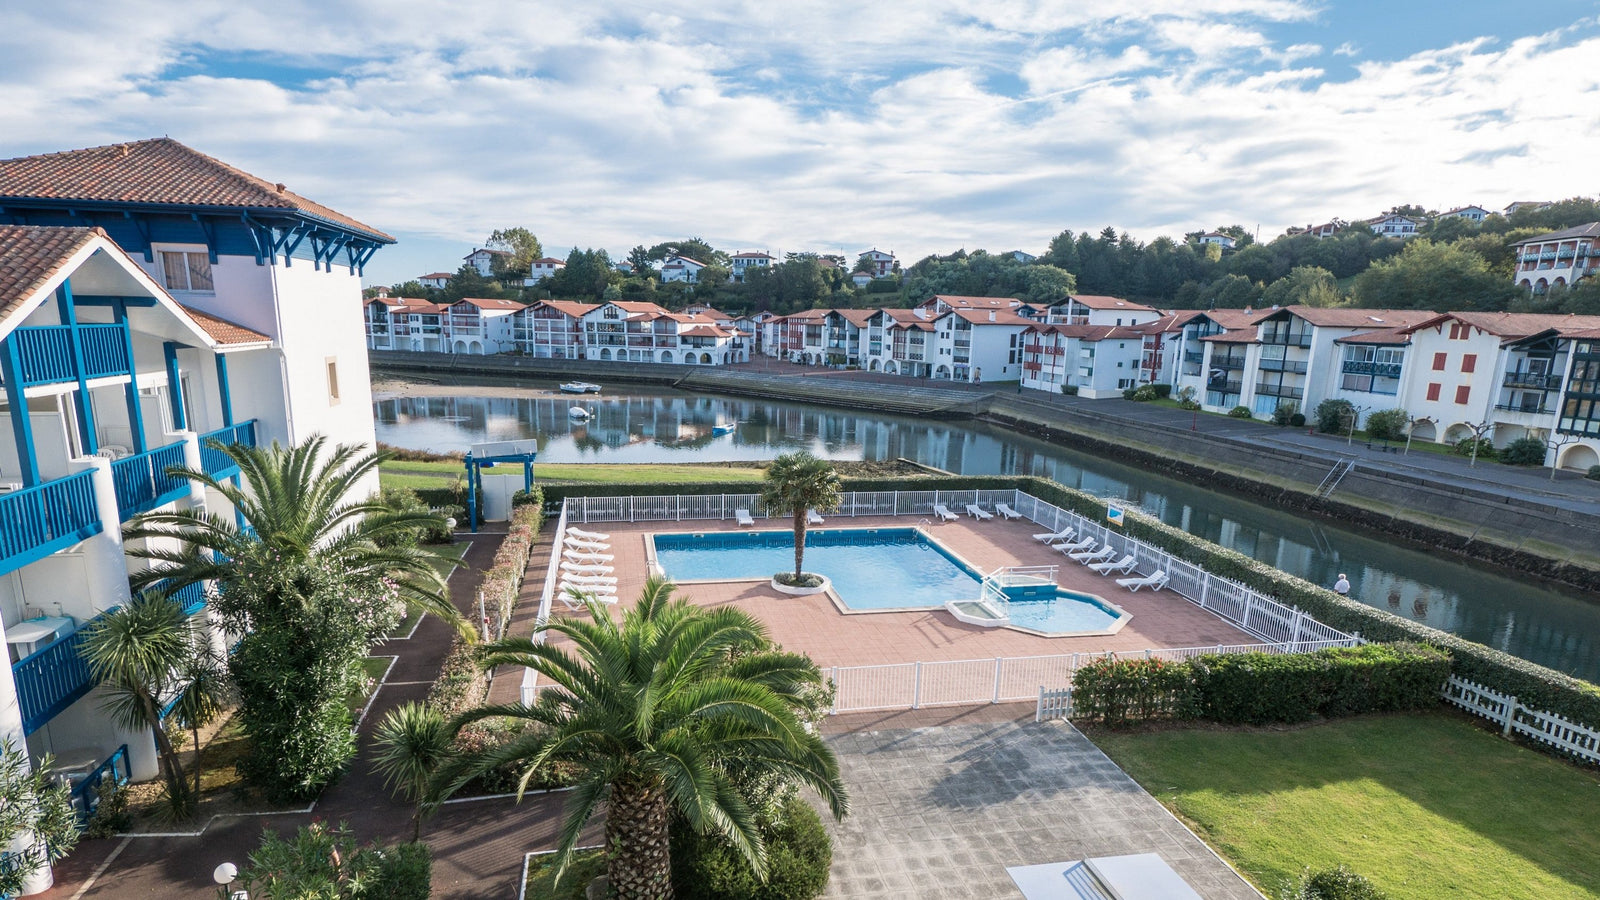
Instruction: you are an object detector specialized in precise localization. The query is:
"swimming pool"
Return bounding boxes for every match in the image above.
[650,528,1125,633]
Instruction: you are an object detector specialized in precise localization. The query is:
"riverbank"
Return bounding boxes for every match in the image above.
[367,351,1600,590]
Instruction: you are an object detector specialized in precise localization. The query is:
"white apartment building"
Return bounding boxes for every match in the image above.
[1021,324,1148,397]
[928,308,1032,383]
[0,138,389,892]
[463,247,509,277]
[417,271,453,289]
[729,252,773,283]
[860,249,896,279]
[576,301,746,364]
[525,256,566,285]
[1512,223,1599,293]
[440,296,523,354]
[497,300,593,359]
[659,255,707,284]
[1044,295,1161,328]
[1366,214,1425,238]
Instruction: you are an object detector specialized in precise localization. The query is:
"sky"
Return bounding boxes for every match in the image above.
[1,1,1597,287]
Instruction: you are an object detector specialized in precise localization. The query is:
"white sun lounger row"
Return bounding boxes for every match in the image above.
[1116,571,1169,592]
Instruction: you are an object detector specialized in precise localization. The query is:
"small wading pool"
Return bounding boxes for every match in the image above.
[649,528,1124,634]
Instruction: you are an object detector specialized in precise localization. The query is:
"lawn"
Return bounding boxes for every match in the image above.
[387,541,472,639]
[379,460,767,493]
[1088,711,1600,900]
[524,848,606,900]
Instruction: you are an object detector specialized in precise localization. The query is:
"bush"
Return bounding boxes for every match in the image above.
[1189,643,1451,725]
[1289,413,1306,428]
[672,796,832,900]
[1279,865,1388,900]
[1589,465,1600,481]
[1128,384,1159,402]
[1071,658,1195,727]
[1153,384,1172,399]
[1498,436,1547,466]
[233,822,432,899]
[1272,403,1297,427]
[1062,384,1079,396]
[375,486,456,546]
[1452,437,1496,460]
[1363,409,1408,441]
[1315,399,1354,434]
[1228,406,1253,419]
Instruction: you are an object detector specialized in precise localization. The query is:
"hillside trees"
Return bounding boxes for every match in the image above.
[1352,240,1518,311]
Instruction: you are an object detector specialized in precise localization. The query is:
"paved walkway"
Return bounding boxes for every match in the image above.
[41,530,592,899]
[819,710,1262,900]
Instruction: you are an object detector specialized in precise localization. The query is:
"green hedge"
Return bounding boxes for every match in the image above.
[537,474,1028,506]
[1011,475,1600,728]
[1071,658,1194,727]
[671,796,833,900]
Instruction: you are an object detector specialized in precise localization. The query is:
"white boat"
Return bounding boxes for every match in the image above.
[560,382,602,394]
[569,406,592,420]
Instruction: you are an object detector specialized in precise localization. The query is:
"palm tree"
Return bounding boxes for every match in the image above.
[81,591,199,818]
[373,702,453,841]
[434,578,848,900]
[759,451,842,583]
[122,435,466,634]
[169,646,231,796]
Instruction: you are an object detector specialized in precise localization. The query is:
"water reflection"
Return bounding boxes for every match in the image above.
[374,388,1600,682]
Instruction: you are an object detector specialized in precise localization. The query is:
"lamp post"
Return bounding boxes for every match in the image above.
[214,862,245,899]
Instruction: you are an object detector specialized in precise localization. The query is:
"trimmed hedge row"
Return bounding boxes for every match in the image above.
[1009,475,1600,729]
[479,488,545,641]
[1072,643,1451,727]
[543,474,1600,730]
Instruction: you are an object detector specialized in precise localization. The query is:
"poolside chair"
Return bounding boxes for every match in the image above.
[1116,571,1170,593]
[560,584,618,606]
[1033,527,1075,543]
[735,508,756,527]
[1056,537,1095,555]
[965,504,994,521]
[1089,554,1137,575]
[563,550,614,563]
[807,509,825,525]
[562,573,618,586]
[561,561,614,575]
[566,527,611,541]
[1072,545,1117,565]
[564,537,608,552]
[995,503,1023,520]
[932,504,959,522]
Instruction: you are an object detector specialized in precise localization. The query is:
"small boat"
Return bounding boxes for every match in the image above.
[560,382,602,394]
[569,406,592,420]
[711,422,736,437]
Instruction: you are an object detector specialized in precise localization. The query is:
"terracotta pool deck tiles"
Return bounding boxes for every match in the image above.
[545,516,1259,670]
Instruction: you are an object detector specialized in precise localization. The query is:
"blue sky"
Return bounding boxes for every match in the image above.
[1,1,1596,287]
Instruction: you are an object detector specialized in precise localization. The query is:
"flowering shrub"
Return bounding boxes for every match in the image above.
[1071,658,1196,727]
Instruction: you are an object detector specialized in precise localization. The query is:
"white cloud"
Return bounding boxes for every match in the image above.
[0,2,1595,285]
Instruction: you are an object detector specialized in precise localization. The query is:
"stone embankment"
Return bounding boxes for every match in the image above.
[369,351,1600,588]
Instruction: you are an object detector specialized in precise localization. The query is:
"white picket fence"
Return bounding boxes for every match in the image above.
[1441,675,1600,765]
[519,502,569,706]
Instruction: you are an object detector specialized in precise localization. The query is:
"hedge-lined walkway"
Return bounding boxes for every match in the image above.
[45,532,593,900]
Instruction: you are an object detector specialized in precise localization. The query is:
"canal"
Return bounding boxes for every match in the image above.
[374,383,1600,682]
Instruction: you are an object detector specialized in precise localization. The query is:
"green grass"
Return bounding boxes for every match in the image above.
[524,849,606,900]
[386,542,471,639]
[379,460,767,492]
[1088,711,1600,900]
[349,656,395,713]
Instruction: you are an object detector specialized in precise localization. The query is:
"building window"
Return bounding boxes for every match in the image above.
[1461,354,1477,373]
[1454,385,1470,405]
[1426,383,1441,401]
[1432,352,1447,371]
[326,357,341,405]
[161,250,214,292]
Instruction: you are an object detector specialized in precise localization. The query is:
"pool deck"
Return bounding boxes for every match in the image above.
[551,515,1259,668]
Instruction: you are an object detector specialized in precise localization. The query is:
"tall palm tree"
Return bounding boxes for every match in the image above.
[82,591,199,818]
[373,702,453,841]
[169,646,231,796]
[122,435,466,633]
[434,578,848,900]
[759,451,843,582]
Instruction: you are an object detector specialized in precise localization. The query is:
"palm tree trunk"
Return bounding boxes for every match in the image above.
[145,696,192,816]
[793,511,806,581]
[606,773,673,900]
[192,722,202,796]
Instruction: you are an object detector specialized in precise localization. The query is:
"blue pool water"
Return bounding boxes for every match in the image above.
[651,528,1123,632]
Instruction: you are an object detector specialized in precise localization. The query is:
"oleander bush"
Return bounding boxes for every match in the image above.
[1272,403,1297,427]
[1589,464,1600,481]
[1498,437,1548,466]
[1315,399,1354,434]
[1452,436,1496,460]
[1289,412,1306,427]
[1362,409,1408,442]
[1153,384,1172,399]
[1228,405,1253,418]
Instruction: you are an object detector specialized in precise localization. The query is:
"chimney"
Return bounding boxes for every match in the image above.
[275,183,286,193]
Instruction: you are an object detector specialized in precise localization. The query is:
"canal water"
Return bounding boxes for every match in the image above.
[374,385,1600,682]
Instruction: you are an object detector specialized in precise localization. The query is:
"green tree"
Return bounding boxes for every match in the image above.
[231,821,432,900]
[1315,398,1355,434]
[0,744,79,897]
[439,263,511,303]
[125,437,468,802]
[373,703,453,841]
[170,645,231,796]
[434,581,848,900]
[760,452,843,583]
[1023,265,1076,305]
[1206,273,1262,308]
[82,591,201,817]
[390,280,432,299]
[1261,266,1341,308]
[648,238,725,266]
[486,227,543,280]
[1364,408,1409,441]
[627,245,656,277]
[1351,239,1517,311]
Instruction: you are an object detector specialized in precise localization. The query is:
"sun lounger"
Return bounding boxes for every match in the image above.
[561,573,618,586]
[995,503,1023,520]
[566,527,610,541]
[735,508,755,527]
[965,504,994,521]
[807,509,825,525]
[932,504,959,522]
[563,550,614,563]
[561,561,614,575]
[1072,545,1117,565]
[1116,571,1170,593]
[559,584,618,606]
[1033,527,1075,543]
[1089,554,1137,575]
[1056,537,1095,555]
[564,537,608,552]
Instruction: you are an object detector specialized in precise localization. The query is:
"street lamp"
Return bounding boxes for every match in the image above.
[214,862,246,899]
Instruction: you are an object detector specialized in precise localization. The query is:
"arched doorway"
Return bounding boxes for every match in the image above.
[934,364,951,379]
[1443,423,1474,444]
[599,348,612,360]
[700,353,712,364]
[884,361,897,375]
[452,340,467,353]
[660,351,674,363]
[1408,420,1437,443]
[869,360,880,372]
[1561,444,1599,471]
[468,340,482,354]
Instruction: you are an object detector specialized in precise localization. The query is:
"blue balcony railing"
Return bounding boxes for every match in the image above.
[199,419,258,479]
[13,617,97,735]
[70,745,131,828]
[0,472,102,578]
[110,442,190,519]
[151,577,208,616]
[10,323,132,387]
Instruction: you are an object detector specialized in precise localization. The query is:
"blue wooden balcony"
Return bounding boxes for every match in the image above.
[110,442,190,518]
[199,419,258,479]
[0,471,103,579]
[12,617,96,735]
[70,744,130,828]
[10,323,132,388]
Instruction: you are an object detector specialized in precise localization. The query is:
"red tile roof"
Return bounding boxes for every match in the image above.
[927,295,1021,309]
[453,296,523,310]
[1202,331,1258,344]
[179,305,270,346]
[942,308,1034,327]
[0,224,103,320]
[1266,306,1434,329]
[1400,311,1600,340]
[0,138,392,241]
[680,325,731,338]
[418,272,454,280]
[1334,328,1412,345]
[529,300,596,318]
[1064,295,1158,312]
